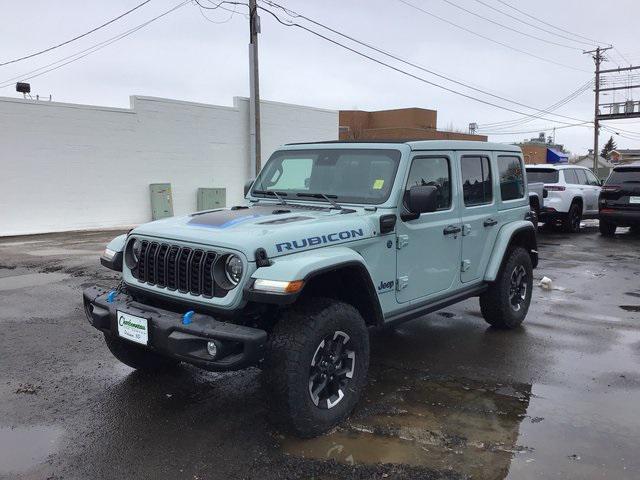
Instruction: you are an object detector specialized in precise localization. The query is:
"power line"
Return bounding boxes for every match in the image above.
[439,0,582,51]
[395,0,590,73]
[0,0,153,67]
[477,80,593,130]
[493,0,611,47]
[257,3,592,123]
[0,1,190,89]
[471,0,597,48]
[479,122,591,136]
[261,0,590,126]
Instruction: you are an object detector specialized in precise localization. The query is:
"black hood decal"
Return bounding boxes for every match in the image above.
[188,205,311,229]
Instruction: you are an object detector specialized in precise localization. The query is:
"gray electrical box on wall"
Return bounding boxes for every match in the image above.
[197,188,226,211]
[149,183,174,220]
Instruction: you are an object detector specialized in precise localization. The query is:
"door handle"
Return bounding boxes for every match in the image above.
[483,218,498,227]
[443,225,462,236]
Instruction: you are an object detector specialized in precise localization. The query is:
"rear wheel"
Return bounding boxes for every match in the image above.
[262,298,369,437]
[104,334,179,371]
[599,219,617,236]
[562,203,582,233]
[480,247,533,329]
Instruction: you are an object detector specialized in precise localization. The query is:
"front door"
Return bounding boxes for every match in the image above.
[459,153,499,283]
[396,153,462,304]
[579,168,601,214]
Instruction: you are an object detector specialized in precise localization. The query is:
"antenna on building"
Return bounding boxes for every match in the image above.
[468,122,478,134]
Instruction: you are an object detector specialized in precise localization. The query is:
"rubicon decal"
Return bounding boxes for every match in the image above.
[276,229,365,252]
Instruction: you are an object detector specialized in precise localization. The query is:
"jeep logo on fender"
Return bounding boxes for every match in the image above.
[276,229,365,253]
[377,280,395,293]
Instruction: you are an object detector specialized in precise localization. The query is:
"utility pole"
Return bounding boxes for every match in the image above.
[248,0,261,178]
[584,46,612,172]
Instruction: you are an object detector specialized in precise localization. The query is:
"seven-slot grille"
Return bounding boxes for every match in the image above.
[133,240,222,298]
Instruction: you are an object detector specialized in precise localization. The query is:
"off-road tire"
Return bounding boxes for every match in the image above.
[562,202,582,233]
[599,219,617,237]
[104,334,179,371]
[480,247,533,329]
[262,298,369,438]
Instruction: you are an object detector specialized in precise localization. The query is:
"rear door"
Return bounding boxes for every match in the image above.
[459,153,498,283]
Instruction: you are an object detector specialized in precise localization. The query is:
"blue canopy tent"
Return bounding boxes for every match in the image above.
[547,148,568,164]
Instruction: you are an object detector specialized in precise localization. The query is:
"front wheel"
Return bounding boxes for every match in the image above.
[480,247,533,329]
[262,298,369,437]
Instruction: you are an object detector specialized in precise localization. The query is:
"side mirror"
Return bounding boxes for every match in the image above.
[244,179,255,196]
[404,185,438,218]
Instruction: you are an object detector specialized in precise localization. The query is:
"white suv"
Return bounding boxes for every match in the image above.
[526,164,601,232]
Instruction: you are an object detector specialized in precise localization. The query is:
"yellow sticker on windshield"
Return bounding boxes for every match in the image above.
[373,179,385,189]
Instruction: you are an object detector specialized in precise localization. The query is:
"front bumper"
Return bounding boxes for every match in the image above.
[82,286,267,371]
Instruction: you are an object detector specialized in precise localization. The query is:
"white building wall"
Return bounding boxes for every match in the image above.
[0,95,337,236]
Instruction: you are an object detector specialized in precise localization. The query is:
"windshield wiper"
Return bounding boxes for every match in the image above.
[296,192,343,210]
[253,189,288,205]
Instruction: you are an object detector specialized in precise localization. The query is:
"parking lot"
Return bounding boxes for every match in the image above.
[1,225,639,480]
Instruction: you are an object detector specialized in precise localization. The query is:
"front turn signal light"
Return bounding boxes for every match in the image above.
[253,279,304,294]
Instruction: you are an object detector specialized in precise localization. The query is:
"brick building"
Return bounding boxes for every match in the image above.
[339,107,487,142]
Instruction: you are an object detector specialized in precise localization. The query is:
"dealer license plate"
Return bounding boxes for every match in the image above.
[117,311,148,345]
[630,196,640,204]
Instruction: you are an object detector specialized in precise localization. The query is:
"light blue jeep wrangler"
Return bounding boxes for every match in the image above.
[83,140,537,437]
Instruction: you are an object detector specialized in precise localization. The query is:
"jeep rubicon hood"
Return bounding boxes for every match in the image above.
[130,203,377,259]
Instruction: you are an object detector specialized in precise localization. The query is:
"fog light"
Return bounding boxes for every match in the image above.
[206,341,218,358]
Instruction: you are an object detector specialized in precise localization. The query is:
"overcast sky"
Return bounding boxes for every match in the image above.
[1,0,639,154]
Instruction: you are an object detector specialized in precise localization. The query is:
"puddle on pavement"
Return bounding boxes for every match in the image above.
[282,368,531,478]
[0,272,69,292]
[0,425,63,474]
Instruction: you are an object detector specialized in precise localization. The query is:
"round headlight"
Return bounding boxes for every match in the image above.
[224,255,243,286]
[132,239,142,263]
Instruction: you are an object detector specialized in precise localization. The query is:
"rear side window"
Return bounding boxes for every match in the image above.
[405,156,451,210]
[563,169,578,184]
[461,156,492,206]
[498,156,525,201]
[526,168,559,183]
[607,168,640,184]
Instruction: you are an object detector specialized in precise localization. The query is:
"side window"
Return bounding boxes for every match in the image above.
[461,156,492,206]
[585,170,600,185]
[405,157,451,210]
[498,155,525,201]
[575,169,588,185]
[563,169,578,184]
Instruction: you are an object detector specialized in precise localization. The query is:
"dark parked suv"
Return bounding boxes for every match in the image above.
[599,162,640,236]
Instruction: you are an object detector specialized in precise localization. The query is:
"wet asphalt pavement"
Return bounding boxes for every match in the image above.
[1,225,639,480]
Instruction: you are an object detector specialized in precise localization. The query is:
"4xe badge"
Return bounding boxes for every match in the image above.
[377,280,394,293]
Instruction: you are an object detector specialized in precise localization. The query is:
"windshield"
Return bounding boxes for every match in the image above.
[607,167,640,184]
[526,168,559,184]
[252,148,402,204]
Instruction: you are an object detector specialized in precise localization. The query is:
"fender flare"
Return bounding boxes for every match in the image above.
[484,221,538,282]
[106,234,127,253]
[245,247,383,324]
[101,234,127,271]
